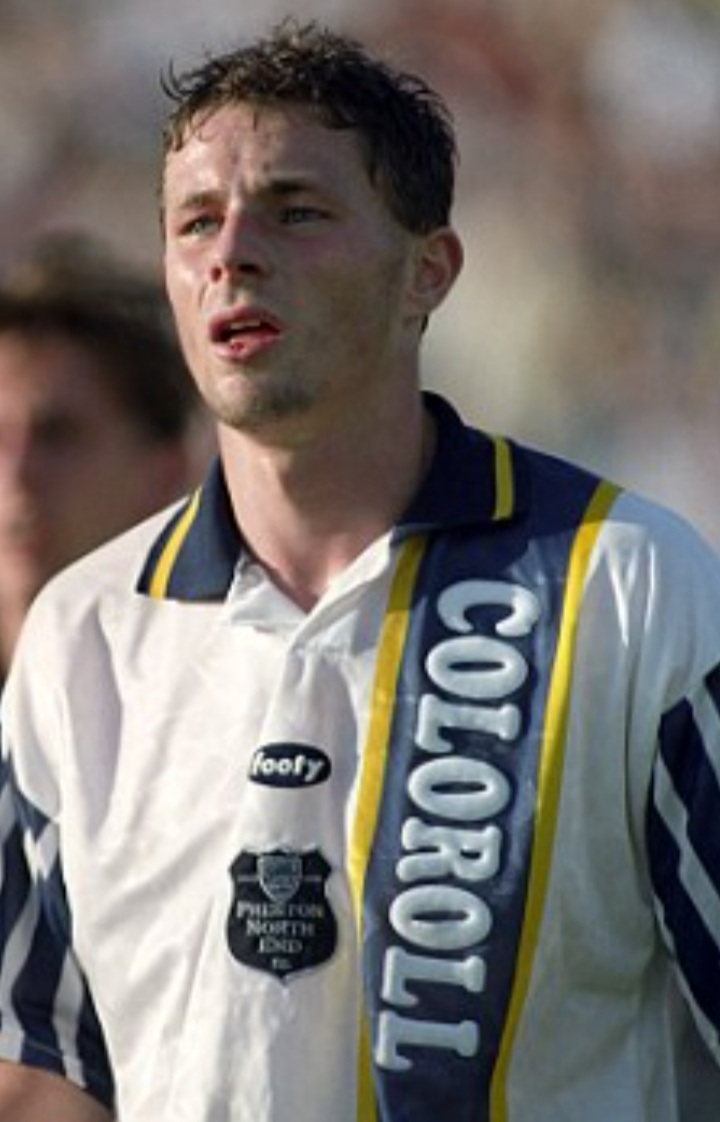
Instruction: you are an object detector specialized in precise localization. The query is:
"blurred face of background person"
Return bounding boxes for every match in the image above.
[0,232,211,675]
[0,331,187,630]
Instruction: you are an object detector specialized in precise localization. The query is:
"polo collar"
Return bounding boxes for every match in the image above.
[137,393,528,602]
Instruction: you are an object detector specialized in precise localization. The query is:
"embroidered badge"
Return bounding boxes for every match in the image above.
[227,847,337,980]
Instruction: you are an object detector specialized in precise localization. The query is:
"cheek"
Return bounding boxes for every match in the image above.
[165,250,198,319]
[326,253,410,336]
[165,275,201,362]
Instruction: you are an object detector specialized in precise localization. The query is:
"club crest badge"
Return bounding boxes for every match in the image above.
[227,846,337,981]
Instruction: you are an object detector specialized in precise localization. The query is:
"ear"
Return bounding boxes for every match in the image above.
[405,226,464,321]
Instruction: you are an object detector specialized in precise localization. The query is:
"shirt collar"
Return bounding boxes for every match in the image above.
[137,392,527,602]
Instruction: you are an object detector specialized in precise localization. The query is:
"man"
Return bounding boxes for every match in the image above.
[0,234,208,678]
[1,20,719,1121]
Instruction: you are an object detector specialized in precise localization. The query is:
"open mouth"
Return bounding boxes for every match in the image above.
[210,309,282,350]
[216,319,274,343]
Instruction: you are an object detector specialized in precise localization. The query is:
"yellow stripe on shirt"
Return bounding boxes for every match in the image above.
[148,489,202,600]
[489,479,620,1121]
[349,535,427,1122]
[492,436,515,522]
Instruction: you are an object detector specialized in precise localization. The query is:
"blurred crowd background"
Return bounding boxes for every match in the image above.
[1,0,719,547]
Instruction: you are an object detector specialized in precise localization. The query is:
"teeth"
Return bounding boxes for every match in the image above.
[226,319,261,338]
[223,323,249,340]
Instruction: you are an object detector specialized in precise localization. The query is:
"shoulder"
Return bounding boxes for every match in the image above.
[515,437,720,580]
[594,487,720,591]
[506,436,720,683]
[39,500,185,603]
[11,500,188,666]
[578,486,720,695]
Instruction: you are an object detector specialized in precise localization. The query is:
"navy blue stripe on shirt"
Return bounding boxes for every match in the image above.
[648,664,720,1036]
[0,752,115,1108]
[647,806,720,1031]
[13,862,71,1068]
[0,804,30,954]
[656,684,720,896]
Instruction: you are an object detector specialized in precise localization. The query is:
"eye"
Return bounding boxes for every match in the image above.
[178,213,221,238]
[279,205,328,226]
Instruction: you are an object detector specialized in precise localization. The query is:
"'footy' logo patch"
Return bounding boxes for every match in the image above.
[249,743,331,788]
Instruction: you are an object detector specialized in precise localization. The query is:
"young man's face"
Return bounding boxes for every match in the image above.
[162,102,433,442]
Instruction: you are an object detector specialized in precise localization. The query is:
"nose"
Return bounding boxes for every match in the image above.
[209,209,269,284]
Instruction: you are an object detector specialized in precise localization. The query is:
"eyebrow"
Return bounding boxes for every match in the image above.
[169,189,222,214]
[169,176,327,212]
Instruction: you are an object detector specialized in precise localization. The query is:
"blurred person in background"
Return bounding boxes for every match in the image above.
[0,233,210,678]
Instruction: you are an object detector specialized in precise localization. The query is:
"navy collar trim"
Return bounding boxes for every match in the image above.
[136,393,527,602]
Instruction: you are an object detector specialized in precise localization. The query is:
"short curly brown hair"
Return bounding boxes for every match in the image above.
[161,19,457,235]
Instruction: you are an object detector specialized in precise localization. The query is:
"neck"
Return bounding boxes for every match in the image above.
[218,394,433,610]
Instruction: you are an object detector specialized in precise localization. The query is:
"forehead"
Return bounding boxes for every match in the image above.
[163,101,370,197]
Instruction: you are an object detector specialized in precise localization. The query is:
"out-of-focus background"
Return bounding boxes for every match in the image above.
[2,0,719,547]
